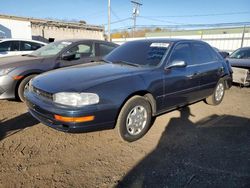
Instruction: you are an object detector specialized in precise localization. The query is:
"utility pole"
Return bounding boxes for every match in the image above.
[241,25,246,48]
[131,0,142,38]
[108,0,111,41]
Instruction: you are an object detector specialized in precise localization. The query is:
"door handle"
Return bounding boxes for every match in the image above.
[218,67,224,74]
[187,72,200,79]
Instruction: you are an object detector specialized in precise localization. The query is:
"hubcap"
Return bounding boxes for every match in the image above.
[126,105,147,136]
[24,82,29,90]
[215,83,224,101]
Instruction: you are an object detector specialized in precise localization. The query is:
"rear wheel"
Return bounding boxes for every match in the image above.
[116,96,152,142]
[17,75,37,102]
[205,79,225,105]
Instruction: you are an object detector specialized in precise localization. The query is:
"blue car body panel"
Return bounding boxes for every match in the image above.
[25,39,232,133]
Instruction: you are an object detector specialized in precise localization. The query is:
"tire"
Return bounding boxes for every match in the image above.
[205,79,225,105]
[116,95,152,142]
[17,75,37,102]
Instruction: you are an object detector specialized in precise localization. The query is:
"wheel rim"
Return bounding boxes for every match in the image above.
[215,83,224,101]
[126,105,147,136]
[24,82,29,91]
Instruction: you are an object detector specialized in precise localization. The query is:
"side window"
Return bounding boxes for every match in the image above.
[98,43,116,56]
[192,43,217,64]
[169,43,192,65]
[245,49,250,58]
[65,43,94,60]
[21,41,44,51]
[238,49,250,59]
[0,41,11,52]
[10,41,20,51]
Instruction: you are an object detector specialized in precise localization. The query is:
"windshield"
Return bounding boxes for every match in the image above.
[31,41,72,57]
[104,41,170,67]
[229,48,250,59]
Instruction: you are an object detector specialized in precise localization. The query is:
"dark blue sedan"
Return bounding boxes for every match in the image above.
[25,39,232,142]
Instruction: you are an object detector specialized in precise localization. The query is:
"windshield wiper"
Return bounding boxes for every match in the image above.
[112,60,141,67]
[22,54,37,57]
[101,59,112,64]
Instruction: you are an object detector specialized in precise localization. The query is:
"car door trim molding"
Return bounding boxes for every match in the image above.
[186,61,218,68]
[158,81,216,99]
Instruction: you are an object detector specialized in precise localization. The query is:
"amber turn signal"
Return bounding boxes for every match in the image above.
[54,115,95,123]
[13,75,24,80]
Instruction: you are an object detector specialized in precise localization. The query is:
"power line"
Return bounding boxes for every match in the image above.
[103,17,132,26]
[111,7,121,21]
[141,11,250,18]
[138,16,184,25]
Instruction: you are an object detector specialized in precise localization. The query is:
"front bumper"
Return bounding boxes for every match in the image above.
[25,91,117,133]
[0,75,17,99]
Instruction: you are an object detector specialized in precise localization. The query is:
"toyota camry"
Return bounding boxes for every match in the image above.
[25,39,232,142]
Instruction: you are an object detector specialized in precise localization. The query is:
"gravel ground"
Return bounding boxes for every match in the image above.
[0,86,250,188]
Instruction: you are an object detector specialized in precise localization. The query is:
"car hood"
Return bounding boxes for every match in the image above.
[32,62,149,93]
[0,55,45,69]
[227,58,250,69]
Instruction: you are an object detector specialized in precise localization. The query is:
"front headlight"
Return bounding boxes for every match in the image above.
[53,92,99,107]
[0,68,15,76]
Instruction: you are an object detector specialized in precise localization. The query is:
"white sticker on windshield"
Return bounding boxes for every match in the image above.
[61,41,72,45]
[150,43,169,48]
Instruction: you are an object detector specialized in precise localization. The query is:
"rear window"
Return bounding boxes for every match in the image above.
[105,41,170,67]
[99,43,117,56]
[0,41,11,52]
[0,41,20,52]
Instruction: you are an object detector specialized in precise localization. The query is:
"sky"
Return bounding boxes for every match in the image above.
[0,0,250,31]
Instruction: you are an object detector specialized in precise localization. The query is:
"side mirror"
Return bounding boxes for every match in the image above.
[61,52,76,61]
[219,52,229,59]
[165,60,187,69]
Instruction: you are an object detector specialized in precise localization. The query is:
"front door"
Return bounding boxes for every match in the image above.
[58,42,97,67]
[162,42,200,111]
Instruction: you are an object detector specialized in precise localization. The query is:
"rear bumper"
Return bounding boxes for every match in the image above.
[25,91,117,133]
[0,75,16,99]
[231,67,250,86]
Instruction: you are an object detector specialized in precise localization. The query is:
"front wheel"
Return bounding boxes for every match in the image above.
[17,75,37,102]
[205,79,225,105]
[116,96,152,142]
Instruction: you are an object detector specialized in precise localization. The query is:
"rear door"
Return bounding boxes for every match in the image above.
[191,42,222,98]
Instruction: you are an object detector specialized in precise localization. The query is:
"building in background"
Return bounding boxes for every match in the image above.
[112,25,250,53]
[0,14,104,42]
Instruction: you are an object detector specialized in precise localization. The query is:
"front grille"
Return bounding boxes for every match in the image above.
[33,86,53,100]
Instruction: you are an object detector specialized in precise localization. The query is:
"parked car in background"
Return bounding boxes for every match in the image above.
[0,38,47,57]
[227,47,250,86]
[0,39,118,101]
[213,47,229,58]
[25,39,232,142]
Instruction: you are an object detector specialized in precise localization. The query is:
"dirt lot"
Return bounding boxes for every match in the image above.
[0,86,250,188]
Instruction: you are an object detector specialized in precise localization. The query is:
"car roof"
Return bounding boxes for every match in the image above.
[236,47,250,51]
[0,38,47,44]
[123,38,205,44]
[55,39,118,45]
